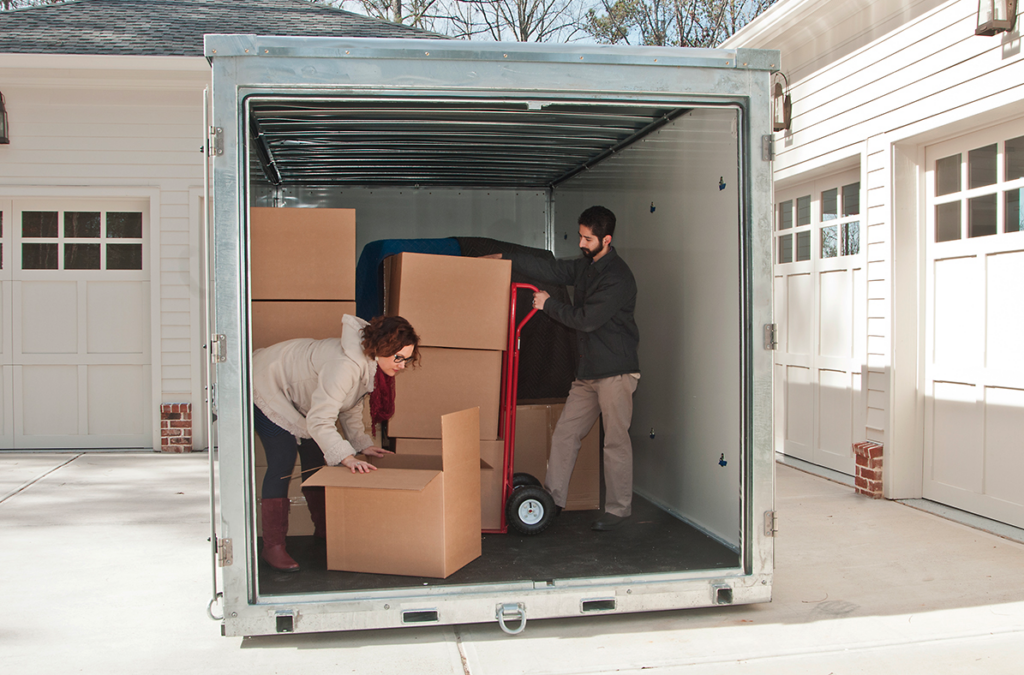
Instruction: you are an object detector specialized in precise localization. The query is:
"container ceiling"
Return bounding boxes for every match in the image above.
[247,97,690,189]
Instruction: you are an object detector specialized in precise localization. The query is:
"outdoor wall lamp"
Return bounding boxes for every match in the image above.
[772,72,791,133]
[976,0,1018,36]
[0,92,9,145]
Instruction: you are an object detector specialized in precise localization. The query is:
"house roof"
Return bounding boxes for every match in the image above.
[0,0,443,57]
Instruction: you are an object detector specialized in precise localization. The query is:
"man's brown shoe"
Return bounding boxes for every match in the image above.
[591,513,629,531]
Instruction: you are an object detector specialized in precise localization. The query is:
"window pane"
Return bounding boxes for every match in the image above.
[842,221,861,256]
[968,194,998,238]
[821,226,838,258]
[65,243,101,269]
[107,212,143,239]
[106,243,143,270]
[22,211,58,238]
[22,243,58,269]
[778,201,793,230]
[778,234,793,264]
[1007,135,1024,181]
[64,211,101,238]
[842,182,860,216]
[796,195,811,226]
[936,202,961,242]
[796,230,811,261]
[1007,189,1022,233]
[968,144,998,189]
[936,154,961,196]
[821,188,838,220]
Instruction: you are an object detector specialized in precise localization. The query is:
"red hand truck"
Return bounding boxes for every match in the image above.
[485,282,558,535]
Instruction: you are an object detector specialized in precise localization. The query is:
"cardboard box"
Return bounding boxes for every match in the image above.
[250,207,356,300]
[513,402,601,511]
[394,438,504,530]
[251,301,356,350]
[385,252,511,350]
[389,347,502,440]
[303,408,482,578]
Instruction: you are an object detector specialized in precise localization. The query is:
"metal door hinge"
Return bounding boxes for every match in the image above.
[217,538,233,567]
[761,134,775,161]
[210,334,227,363]
[764,511,778,537]
[208,126,224,157]
[763,324,778,351]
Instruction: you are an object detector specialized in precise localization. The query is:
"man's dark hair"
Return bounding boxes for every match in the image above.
[579,206,616,240]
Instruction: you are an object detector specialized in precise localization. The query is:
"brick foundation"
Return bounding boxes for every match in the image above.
[160,403,193,453]
[853,441,883,499]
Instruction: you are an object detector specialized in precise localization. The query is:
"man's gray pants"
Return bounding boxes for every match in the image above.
[544,373,639,518]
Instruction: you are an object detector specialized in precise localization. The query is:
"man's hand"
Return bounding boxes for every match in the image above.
[340,454,377,473]
[533,290,550,311]
[480,253,503,259]
[361,446,393,458]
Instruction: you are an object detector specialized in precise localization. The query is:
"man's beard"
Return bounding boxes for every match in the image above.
[581,240,604,259]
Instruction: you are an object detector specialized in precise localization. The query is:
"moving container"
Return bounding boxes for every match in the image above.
[205,35,778,637]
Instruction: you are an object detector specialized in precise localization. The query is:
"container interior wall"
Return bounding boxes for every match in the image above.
[251,187,549,255]
[554,108,742,547]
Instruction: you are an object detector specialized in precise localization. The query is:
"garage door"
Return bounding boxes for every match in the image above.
[924,121,1024,528]
[0,199,151,449]
[774,170,866,475]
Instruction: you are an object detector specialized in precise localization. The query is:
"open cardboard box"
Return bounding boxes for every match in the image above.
[393,438,504,531]
[303,407,482,578]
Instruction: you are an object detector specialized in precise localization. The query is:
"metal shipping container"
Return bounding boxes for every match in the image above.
[205,35,778,637]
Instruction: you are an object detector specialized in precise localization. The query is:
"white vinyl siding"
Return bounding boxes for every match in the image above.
[0,56,210,448]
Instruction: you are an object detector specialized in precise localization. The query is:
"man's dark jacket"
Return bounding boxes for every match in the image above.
[509,246,639,380]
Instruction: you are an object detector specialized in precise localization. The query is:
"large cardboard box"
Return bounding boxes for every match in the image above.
[394,438,504,531]
[385,252,511,350]
[251,301,356,350]
[389,347,502,440]
[303,408,482,578]
[250,207,356,300]
[514,402,601,511]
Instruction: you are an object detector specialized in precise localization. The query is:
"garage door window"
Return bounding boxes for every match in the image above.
[776,181,860,264]
[933,134,1024,242]
[21,210,143,270]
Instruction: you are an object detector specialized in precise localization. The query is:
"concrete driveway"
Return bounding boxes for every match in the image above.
[2,452,1022,674]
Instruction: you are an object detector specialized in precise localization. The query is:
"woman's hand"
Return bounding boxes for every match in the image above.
[340,454,377,473]
[361,446,393,458]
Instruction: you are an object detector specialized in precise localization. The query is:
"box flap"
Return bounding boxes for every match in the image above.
[302,466,438,491]
[440,408,482,574]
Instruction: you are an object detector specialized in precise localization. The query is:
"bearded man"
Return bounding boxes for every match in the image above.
[500,205,640,531]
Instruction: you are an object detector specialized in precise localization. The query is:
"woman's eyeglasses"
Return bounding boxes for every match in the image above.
[393,354,411,364]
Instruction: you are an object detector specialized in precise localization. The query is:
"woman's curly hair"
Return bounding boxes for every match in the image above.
[361,315,421,366]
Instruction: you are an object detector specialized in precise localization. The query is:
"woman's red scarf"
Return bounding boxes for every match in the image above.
[369,367,396,436]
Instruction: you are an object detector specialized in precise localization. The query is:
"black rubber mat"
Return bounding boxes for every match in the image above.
[258,495,739,596]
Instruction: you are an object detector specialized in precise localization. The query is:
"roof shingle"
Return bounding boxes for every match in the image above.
[0,0,443,57]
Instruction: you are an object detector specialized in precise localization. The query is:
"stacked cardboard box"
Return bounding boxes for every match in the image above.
[514,401,601,511]
[250,207,357,536]
[385,252,511,529]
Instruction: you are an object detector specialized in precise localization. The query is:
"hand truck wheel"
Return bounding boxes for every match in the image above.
[505,485,556,535]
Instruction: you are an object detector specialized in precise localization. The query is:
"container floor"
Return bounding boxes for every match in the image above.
[258,494,739,596]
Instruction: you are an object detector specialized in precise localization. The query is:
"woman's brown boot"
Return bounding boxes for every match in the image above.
[260,497,300,572]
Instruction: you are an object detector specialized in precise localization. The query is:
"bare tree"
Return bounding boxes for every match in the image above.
[584,0,777,47]
[1,0,66,9]
[449,0,584,42]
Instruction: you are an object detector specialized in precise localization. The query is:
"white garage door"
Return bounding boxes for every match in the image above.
[774,170,866,475]
[0,199,151,449]
[924,121,1024,528]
